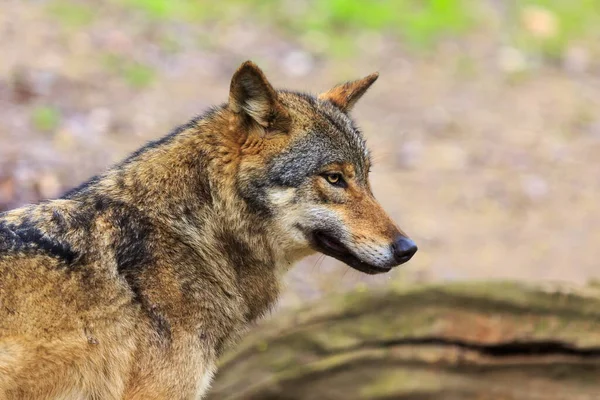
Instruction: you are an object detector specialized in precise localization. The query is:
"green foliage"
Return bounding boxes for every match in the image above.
[122,63,156,88]
[302,0,474,48]
[103,55,156,89]
[109,0,599,57]
[47,1,95,27]
[114,0,477,51]
[31,106,61,132]
[114,0,222,21]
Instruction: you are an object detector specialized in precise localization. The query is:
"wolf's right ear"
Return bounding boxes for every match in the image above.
[229,61,290,132]
[319,73,379,113]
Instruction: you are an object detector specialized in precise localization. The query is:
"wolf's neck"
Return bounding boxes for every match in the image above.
[71,123,283,322]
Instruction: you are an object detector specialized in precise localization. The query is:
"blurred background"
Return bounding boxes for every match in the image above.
[2,0,599,304]
[2,1,600,398]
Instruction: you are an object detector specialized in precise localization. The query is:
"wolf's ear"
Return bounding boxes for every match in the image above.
[229,61,290,132]
[319,73,379,113]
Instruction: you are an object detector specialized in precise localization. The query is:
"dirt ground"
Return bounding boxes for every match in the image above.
[1,2,599,309]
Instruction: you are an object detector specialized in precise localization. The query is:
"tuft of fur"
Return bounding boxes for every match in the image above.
[0,61,414,399]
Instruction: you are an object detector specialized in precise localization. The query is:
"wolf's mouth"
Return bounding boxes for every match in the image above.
[310,230,392,275]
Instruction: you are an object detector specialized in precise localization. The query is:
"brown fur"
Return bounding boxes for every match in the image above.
[0,61,415,399]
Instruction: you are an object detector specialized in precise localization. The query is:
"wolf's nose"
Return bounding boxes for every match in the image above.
[391,236,418,264]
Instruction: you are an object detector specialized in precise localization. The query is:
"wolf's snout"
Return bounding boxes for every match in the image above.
[391,236,418,265]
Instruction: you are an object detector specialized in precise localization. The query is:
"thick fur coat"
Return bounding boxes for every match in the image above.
[0,61,416,399]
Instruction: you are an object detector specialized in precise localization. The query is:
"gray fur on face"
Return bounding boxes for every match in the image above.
[267,94,370,188]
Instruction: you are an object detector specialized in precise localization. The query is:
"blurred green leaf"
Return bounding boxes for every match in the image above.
[102,55,156,89]
[32,106,61,132]
[111,0,599,57]
[47,1,95,27]
[115,0,222,21]
[114,0,477,52]
[122,63,156,88]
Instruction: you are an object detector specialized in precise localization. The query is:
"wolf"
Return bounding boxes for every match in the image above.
[0,61,417,399]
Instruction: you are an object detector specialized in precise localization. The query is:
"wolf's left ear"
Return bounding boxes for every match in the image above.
[319,73,379,113]
[229,61,290,132]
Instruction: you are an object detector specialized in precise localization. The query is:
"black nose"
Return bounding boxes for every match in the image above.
[391,236,418,264]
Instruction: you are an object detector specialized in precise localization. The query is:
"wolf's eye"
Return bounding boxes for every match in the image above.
[323,173,346,188]
[326,174,340,184]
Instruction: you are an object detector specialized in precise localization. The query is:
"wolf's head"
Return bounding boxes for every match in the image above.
[227,61,417,274]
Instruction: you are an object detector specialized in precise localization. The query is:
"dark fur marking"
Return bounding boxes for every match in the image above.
[115,175,127,191]
[50,209,67,228]
[95,196,172,343]
[147,305,173,345]
[236,179,272,217]
[0,218,77,263]
[216,230,256,274]
[95,195,154,277]
[67,209,95,238]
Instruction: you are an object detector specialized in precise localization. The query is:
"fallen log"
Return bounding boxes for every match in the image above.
[208,282,600,400]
